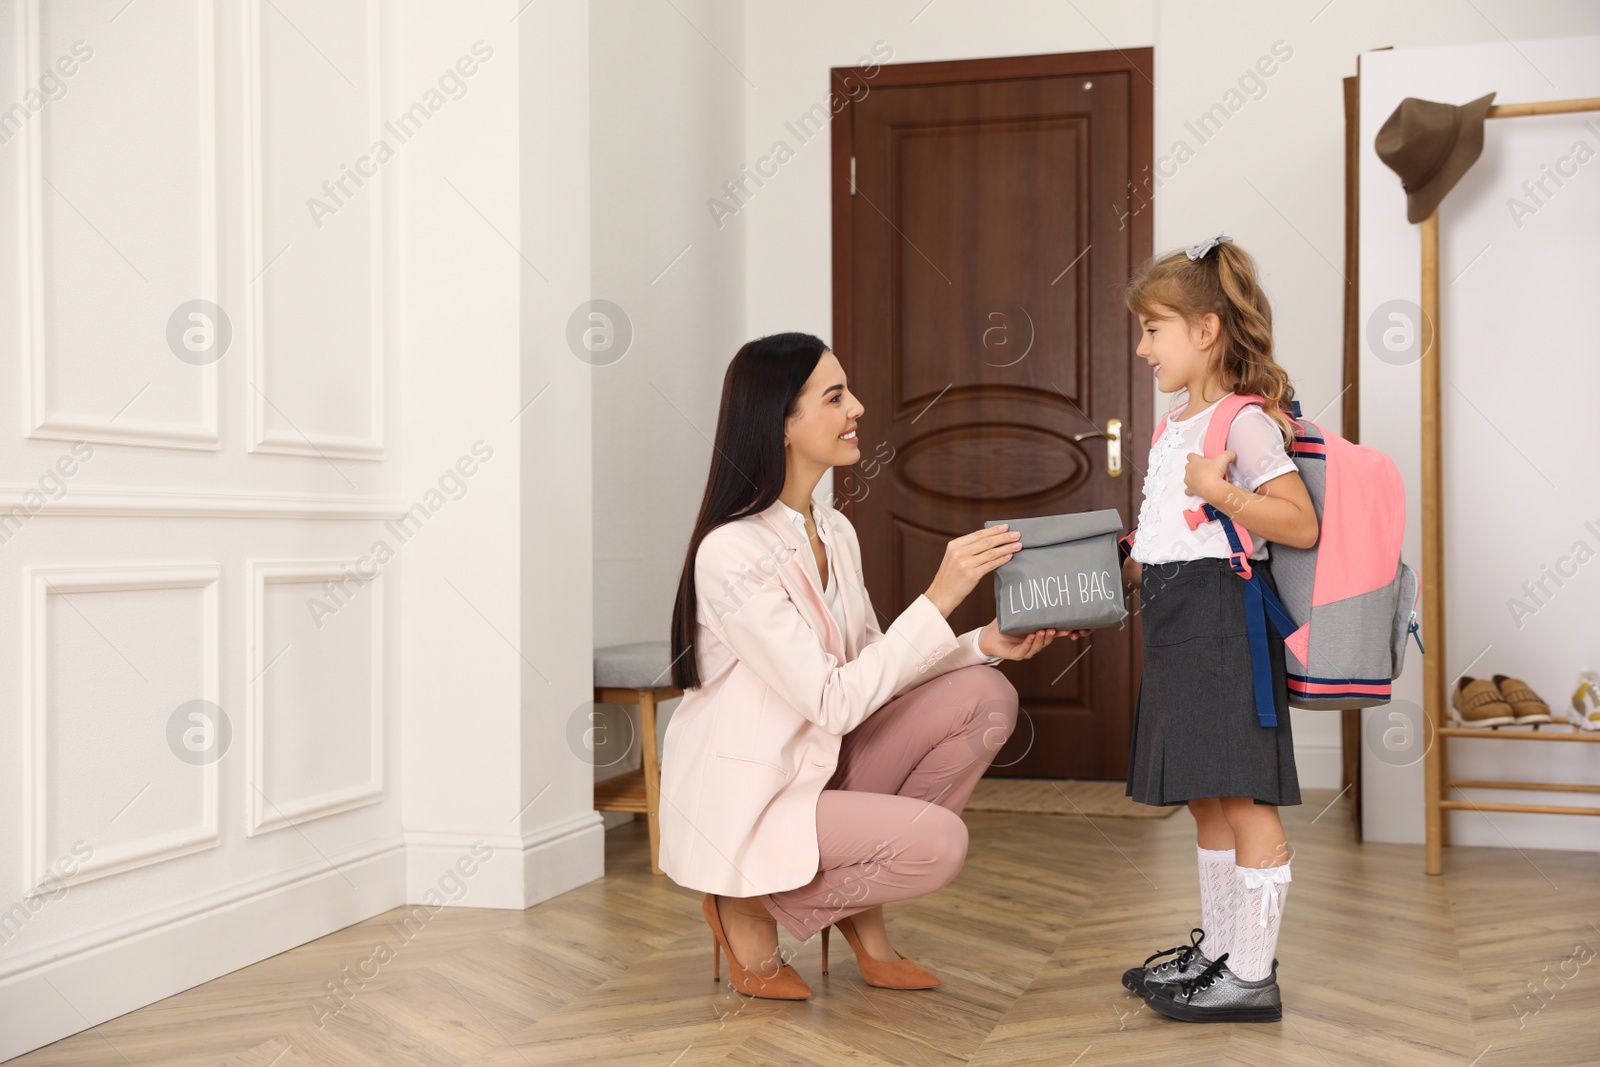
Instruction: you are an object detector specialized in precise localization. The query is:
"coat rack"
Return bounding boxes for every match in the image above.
[1420,94,1600,876]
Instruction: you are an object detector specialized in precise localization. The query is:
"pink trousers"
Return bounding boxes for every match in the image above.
[758,664,1019,941]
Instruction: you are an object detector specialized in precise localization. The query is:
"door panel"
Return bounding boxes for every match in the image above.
[838,55,1151,779]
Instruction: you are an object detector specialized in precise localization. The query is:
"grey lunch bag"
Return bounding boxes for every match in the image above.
[984,509,1128,635]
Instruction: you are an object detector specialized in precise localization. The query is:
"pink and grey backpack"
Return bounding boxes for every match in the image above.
[1118,393,1422,726]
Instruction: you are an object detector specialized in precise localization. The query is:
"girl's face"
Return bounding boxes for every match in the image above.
[1135,303,1220,396]
[785,350,863,471]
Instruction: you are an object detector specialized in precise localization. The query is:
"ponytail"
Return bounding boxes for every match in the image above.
[1125,239,1298,447]
[1212,243,1297,445]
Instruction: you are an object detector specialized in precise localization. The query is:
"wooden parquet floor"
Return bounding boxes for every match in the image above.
[11,790,1600,1066]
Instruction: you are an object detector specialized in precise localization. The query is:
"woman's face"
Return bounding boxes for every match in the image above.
[784,350,863,470]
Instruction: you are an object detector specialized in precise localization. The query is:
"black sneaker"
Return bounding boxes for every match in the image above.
[1144,953,1283,1023]
[1119,928,1214,996]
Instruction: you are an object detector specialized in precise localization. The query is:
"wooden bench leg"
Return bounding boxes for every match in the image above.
[640,688,663,875]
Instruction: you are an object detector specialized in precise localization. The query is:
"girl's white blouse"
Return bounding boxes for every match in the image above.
[1131,400,1297,566]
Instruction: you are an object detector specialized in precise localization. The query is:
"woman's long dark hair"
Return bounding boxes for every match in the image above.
[669,332,828,689]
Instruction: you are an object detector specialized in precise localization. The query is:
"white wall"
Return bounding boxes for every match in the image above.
[0,0,599,1058]
[397,0,601,907]
[0,2,407,1057]
[587,0,747,813]
[1359,33,1600,850]
[590,0,746,645]
[514,0,602,897]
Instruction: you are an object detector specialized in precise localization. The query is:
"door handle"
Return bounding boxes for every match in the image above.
[1070,418,1123,477]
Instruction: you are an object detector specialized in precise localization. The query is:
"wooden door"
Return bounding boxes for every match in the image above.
[831,51,1153,779]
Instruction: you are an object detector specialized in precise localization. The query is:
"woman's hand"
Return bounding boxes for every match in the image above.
[978,619,1059,660]
[924,525,1023,617]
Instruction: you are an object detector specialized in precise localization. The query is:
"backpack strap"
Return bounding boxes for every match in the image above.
[1206,501,1300,727]
[1199,392,1267,458]
[1176,393,1269,573]
[1191,393,1291,728]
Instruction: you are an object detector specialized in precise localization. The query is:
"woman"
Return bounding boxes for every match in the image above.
[659,332,1060,1000]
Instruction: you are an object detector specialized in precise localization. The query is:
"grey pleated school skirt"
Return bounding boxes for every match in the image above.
[1125,555,1301,807]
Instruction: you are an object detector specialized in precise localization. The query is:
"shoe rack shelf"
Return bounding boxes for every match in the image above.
[1437,728,1600,818]
[1418,93,1600,873]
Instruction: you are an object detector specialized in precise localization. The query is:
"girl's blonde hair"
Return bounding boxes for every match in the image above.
[1124,240,1297,448]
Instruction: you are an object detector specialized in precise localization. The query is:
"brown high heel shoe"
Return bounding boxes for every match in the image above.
[701,894,811,1000]
[821,915,940,989]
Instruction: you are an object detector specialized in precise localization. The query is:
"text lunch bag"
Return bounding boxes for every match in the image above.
[984,509,1129,635]
[1118,393,1423,726]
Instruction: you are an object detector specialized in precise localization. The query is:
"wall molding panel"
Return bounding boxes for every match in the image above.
[0,2,598,1058]
[245,560,385,836]
[243,0,386,461]
[23,563,223,893]
[0,483,411,519]
[17,0,222,452]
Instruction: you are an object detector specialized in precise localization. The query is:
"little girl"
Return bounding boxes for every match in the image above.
[1069,234,1319,1023]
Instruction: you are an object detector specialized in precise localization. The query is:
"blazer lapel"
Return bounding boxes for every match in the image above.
[755,499,845,661]
[811,503,861,660]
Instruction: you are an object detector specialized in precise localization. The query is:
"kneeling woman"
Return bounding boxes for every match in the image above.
[660,332,1059,1000]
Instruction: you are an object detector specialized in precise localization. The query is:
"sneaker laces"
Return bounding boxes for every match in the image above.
[1142,928,1207,976]
[1176,952,1230,999]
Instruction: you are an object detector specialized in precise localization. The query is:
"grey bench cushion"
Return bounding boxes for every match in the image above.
[594,640,676,689]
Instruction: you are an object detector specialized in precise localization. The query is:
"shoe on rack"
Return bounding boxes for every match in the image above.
[702,894,812,1000]
[1493,675,1552,725]
[1451,676,1516,728]
[1568,671,1600,731]
[821,914,939,989]
[1144,954,1283,1023]
[1120,928,1215,996]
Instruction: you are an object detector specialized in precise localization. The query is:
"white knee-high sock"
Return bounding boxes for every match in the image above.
[1229,862,1291,981]
[1196,847,1236,958]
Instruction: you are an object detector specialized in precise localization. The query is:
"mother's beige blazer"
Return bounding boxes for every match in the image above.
[658,496,995,897]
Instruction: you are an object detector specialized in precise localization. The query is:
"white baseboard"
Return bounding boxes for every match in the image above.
[403,811,606,909]
[1294,741,1343,791]
[519,813,608,907]
[0,838,406,1063]
[0,811,608,1061]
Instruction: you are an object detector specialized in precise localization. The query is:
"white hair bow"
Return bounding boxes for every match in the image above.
[1185,233,1233,261]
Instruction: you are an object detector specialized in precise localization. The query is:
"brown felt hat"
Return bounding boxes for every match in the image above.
[1375,91,1497,223]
